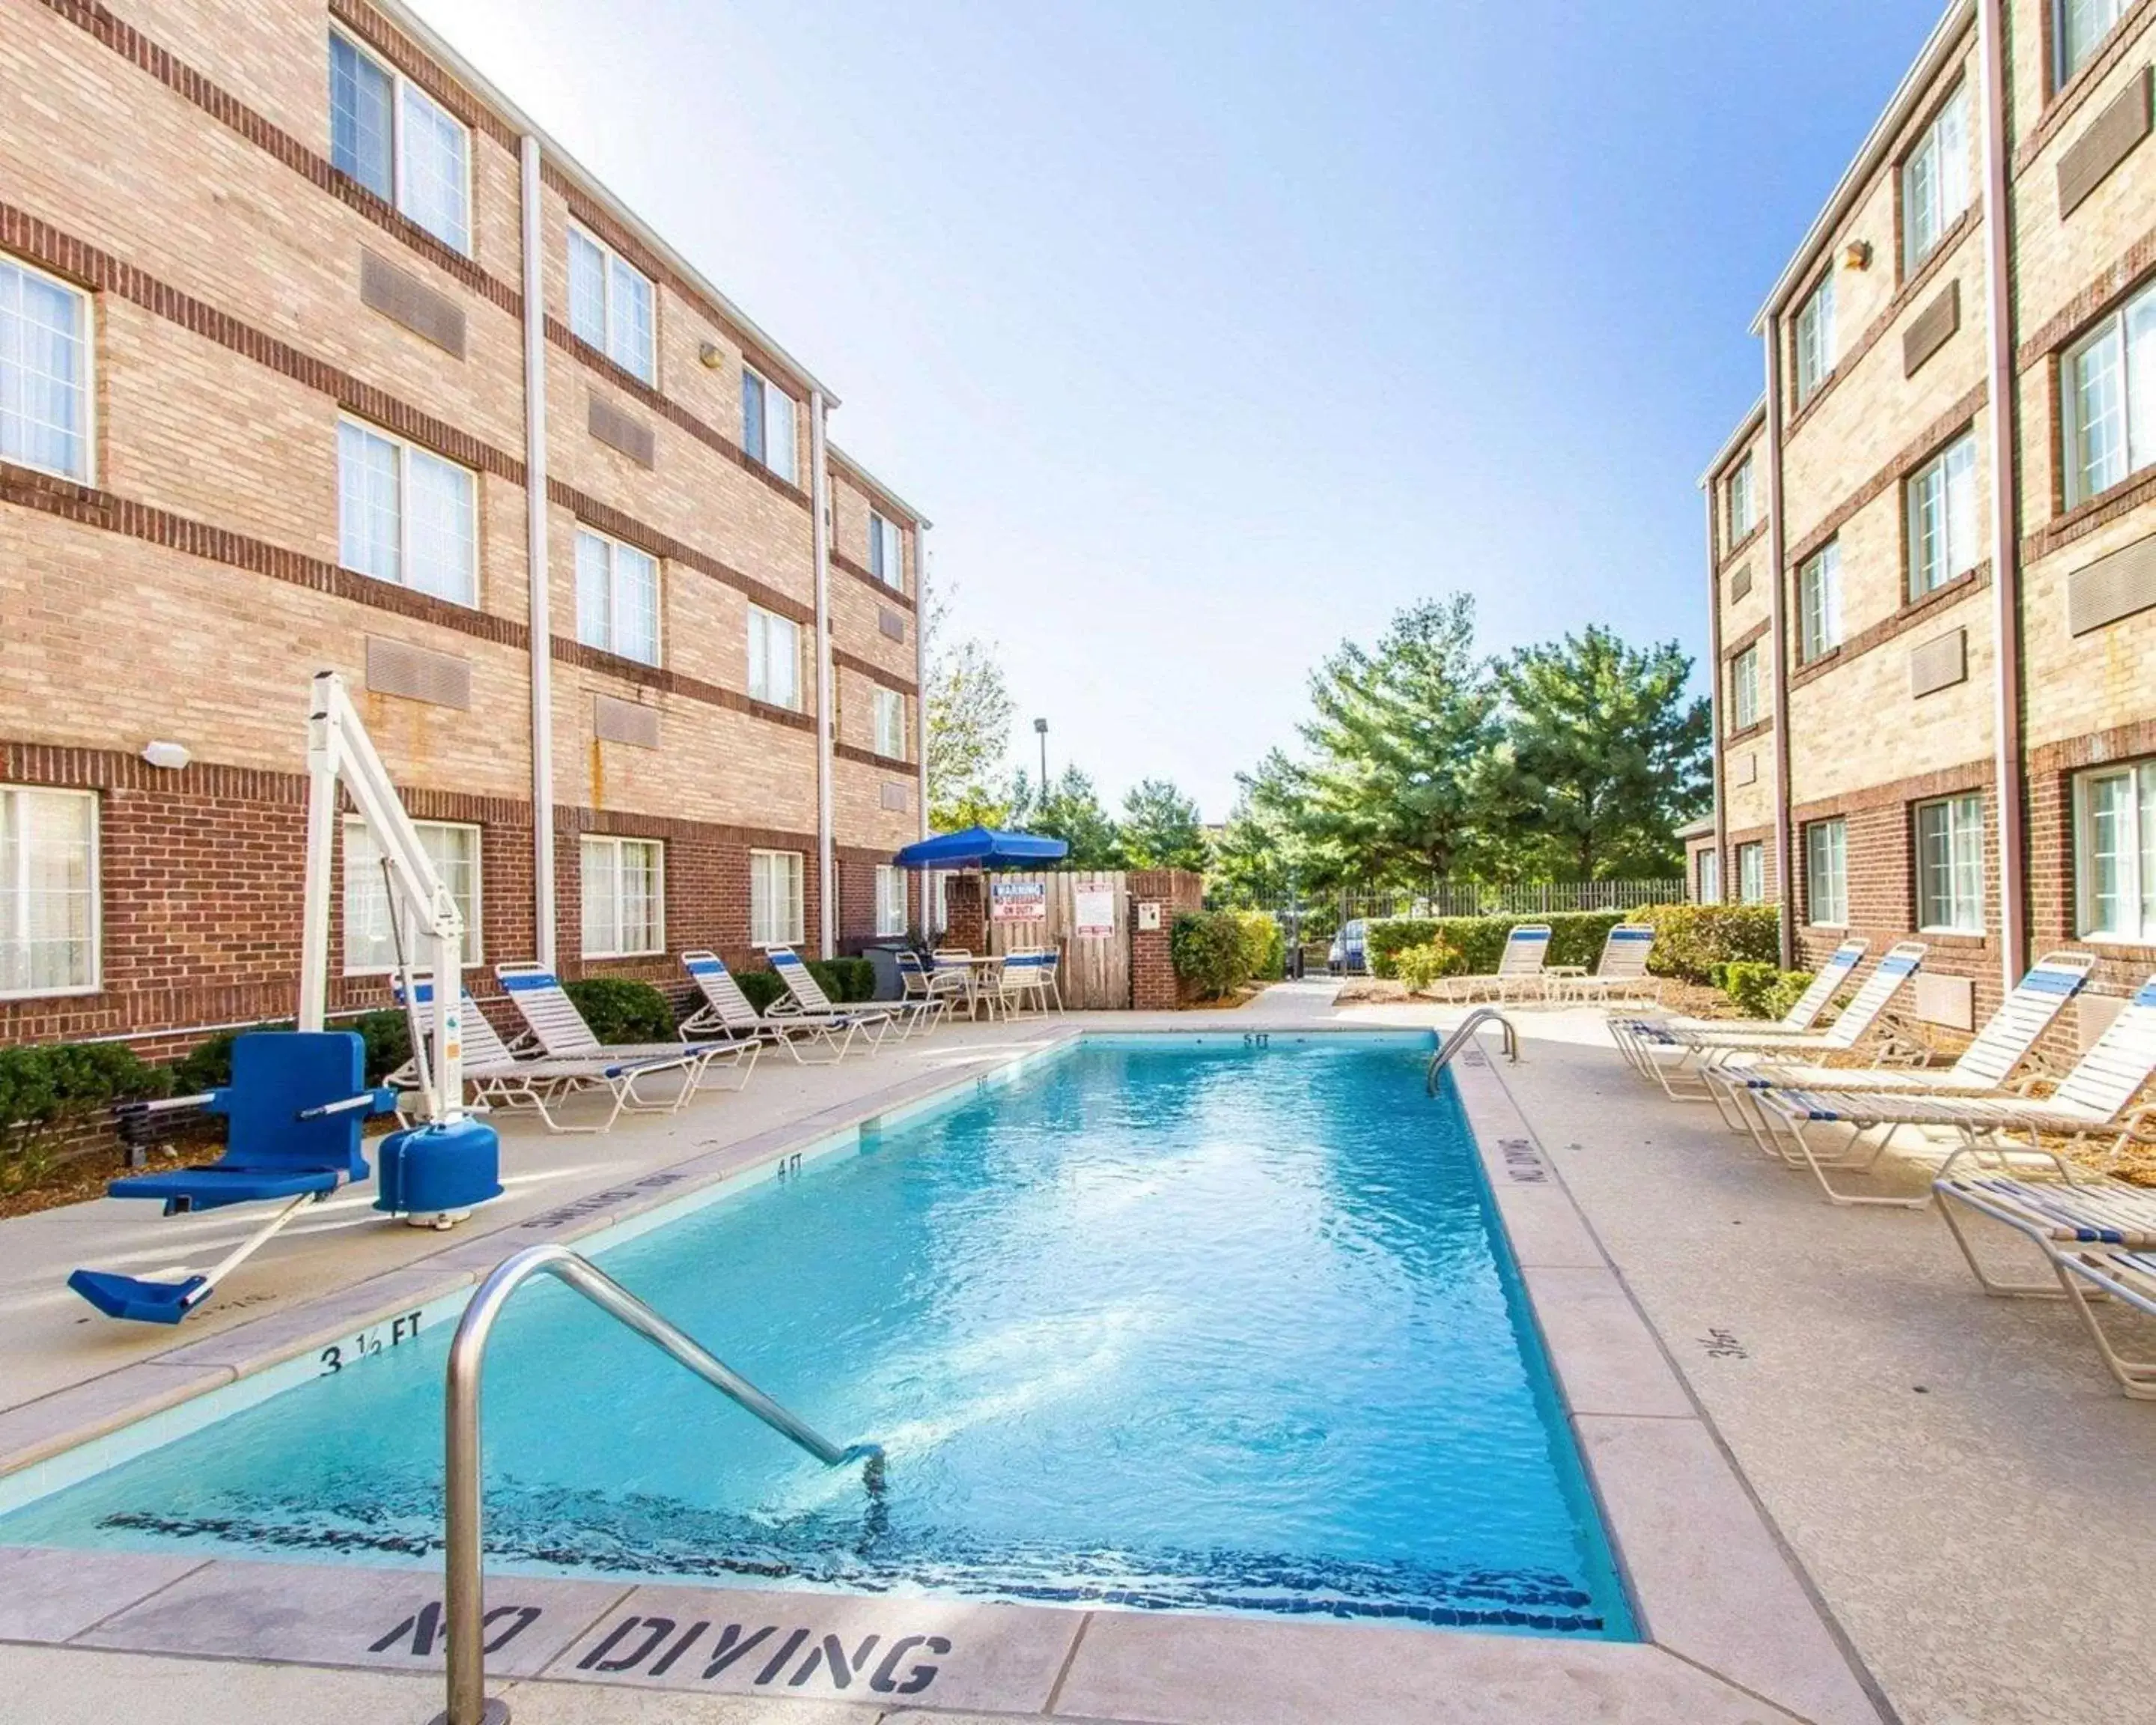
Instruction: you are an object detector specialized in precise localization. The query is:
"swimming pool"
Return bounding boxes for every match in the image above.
[0,1035,1631,1637]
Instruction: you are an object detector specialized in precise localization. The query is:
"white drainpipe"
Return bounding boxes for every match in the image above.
[811,391,835,959]
[520,135,556,971]
[915,523,931,843]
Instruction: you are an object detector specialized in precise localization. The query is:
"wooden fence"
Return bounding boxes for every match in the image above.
[982,871,1131,1009]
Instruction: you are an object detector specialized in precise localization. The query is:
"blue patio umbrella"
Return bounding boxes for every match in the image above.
[892,827,1069,870]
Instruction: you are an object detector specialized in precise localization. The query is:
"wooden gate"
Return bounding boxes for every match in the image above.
[985,871,1130,1008]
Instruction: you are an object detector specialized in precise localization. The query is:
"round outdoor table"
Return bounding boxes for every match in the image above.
[936,954,1005,1018]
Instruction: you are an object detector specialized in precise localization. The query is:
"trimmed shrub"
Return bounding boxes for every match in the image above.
[1715,961,1814,1020]
[564,977,675,1043]
[737,970,788,1014]
[814,958,877,1003]
[1171,910,1253,1001]
[1226,910,1285,983]
[1367,910,1626,980]
[1625,902,1779,983]
[172,1021,293,1093]
[0,1041,174,1195]
[1394,939,1462,994]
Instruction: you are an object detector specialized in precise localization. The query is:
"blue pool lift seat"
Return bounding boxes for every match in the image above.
[68,1031,393,1324]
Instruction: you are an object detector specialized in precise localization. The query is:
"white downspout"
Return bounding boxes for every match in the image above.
[520,136,557,971]
[1762,317,1794,970]
[915,523,931,844]
[811,391,835,959]
[1978,0,2027,993]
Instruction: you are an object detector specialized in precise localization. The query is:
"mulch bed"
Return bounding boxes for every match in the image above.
[0,1138,229,1220]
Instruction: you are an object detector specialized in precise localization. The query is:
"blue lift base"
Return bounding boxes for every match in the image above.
[67,1269,211,1324]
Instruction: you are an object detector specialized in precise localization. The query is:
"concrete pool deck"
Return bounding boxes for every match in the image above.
[1,997,2147,1722]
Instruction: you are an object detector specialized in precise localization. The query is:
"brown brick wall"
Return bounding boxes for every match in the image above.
[1129,869,1206,1010]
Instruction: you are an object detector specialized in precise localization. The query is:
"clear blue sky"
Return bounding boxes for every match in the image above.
[412,0,1949,819]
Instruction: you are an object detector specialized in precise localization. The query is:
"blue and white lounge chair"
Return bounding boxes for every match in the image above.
[1622,942,1921,1100]
[1432,924,1553,1003]
[765,948,905,1051]
[398,979,718,1131]
[68,1031,394,1323]
[494,964,740,1103]
[1752,975,2156,1208]
[1609,939,1867,1077]
[1707,951,2095,1148]
[1550,924,1659,1006]
[679,950,857,1064]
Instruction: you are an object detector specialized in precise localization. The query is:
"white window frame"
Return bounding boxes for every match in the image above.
[749,848,806,948]
[874,864,908,937]
[1901,85,1971,276]
[1805,819,1848,928]
[2059,0,2130,85]
[1906,431,1981,598]
[2074,759,2156,944]
[1726,457,1756,547]
[740,367,797,484]
[341,816,481,975]
[1794,273,1836,404]
[574,526,661,666]
[336,416,479,607]
[1914,794,1985,934]
[1798,541,1842,661]
[869,511,905,588]
[579,835,665,958]
[2062,281,2155,509]
[746,606,802,709]
[0,256,94,484]
[872,687,907,760]
[566,222,657,386]
[327,28,472,256]
[0,786,100,999]
[1696,848,1721,905]
[1736,842,1765,905]
[1731,644,1761,731]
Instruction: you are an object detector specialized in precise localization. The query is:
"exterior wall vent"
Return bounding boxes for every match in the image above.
[2058,68,2152,217]
[878,608,907,642]
[1908,627,1968,697]
[365,636,472,709]
[1902,282,1960,377]
[594,694,660,749]
[588,395,657,468]
[1729,565,1752,603]
[880,781,912,812]
[359,249,466,357]
[2067,532,2156,636]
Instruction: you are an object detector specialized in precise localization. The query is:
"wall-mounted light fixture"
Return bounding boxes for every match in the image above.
[698,341,725,369]
[1841,240,1873,272]
[141,740,191,770]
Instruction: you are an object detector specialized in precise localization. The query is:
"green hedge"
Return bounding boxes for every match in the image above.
[564,978,675,1043]
[1224,910,1284,983]
[171,1011,413,1092]
[737,970,788,1014]
[1171,911,1254,1000]
[0,1042,174,1196]
[732,958,877,1015]
[1367,911,1627,980]
[1713,961,1814,1021]
[1627,902,1780,982]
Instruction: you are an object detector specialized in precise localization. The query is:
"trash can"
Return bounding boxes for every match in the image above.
[865,944,910,1002]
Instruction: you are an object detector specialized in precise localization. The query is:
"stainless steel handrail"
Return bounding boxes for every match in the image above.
[1427,1008,1520,1093]
[433,1243,883,1725]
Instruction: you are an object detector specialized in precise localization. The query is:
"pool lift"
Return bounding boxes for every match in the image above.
[67,672,502,1324]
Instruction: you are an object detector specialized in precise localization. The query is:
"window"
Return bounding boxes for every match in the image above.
[749,849,805,947]
[580,836,663,957]
[2075,760,2156,943]
[0,258,91,481]
[1805,820,1848,926]
[1736,842,1765,904]
[870,511,905,587]
[1915,795,1985,932]
[1731,644,1761,731]
[574,528,660,665]
[740,368,797,484]
[1794,273,1836,404]
[567,225,656,385]
[342,818,480,973]
[0,787,97,997]
[746,606,801,708]
[337,419,478,605]
[1798,541,1842,661]
[1726,457,1757,547]
[1696,848,1721,905]
[2060,0,2130,82]
[873,687,906,759]
[1906,433,1980,598]
[874,864,908,937]
[329,33,470,255]
[1902,86,1971,275]
[2062,281,2156,508]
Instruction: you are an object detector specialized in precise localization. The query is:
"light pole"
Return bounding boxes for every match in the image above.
[1033,717,1049,794]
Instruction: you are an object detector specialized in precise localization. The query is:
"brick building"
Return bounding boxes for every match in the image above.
[0,0,933,1050]
[1700,0,2156,1035]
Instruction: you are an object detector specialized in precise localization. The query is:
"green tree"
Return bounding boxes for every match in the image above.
[1208,750,1338,904]
[1011,767,1124,867]
[1292,596,1506,888]
[1120,778,1208,871]
[1496,626,1710,879]
[923,585,1017,831]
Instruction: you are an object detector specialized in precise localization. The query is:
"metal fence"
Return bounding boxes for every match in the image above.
[1236,880,1686,933]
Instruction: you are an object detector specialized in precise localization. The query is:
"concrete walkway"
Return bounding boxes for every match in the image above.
[1,990,2150,1722]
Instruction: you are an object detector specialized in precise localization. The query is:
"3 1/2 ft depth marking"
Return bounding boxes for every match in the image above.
[320,1309,422,1374]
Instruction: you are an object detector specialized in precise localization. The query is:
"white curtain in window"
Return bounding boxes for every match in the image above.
[0,262,90,481]
[338,421,401,583]
[568,229,609,353]
[344,819,479,973]
[0,788,97,996]
[765,386,797,484]
[749,609,800,708]
[397,82,470,254]
[405,447,476,603]
[329,35,394,199]
[751,851,803,946]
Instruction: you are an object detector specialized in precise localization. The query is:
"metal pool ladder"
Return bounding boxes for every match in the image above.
[1426,1008,1520,1094]
[432,1242,885,1725]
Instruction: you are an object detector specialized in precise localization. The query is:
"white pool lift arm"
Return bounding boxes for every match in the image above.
[299,669,465,1125]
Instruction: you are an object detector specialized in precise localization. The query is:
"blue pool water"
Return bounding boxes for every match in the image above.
[1,1038,1631,1635]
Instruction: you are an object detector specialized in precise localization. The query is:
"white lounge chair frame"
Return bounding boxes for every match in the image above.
[1609,939,1867,1078]
[1432,925,1553,1004]
[494,963,743,1101]
[1550,925,1660,1006]
[678,950,859,1065]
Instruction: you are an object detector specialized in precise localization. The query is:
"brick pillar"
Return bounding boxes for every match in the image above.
[945,872,987,952]
[1128,868,1206,1010]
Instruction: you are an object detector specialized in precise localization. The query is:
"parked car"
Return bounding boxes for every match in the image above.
[1328,919,1368,976]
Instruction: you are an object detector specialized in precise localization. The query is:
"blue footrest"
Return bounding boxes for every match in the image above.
[67,1270,210,1324]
